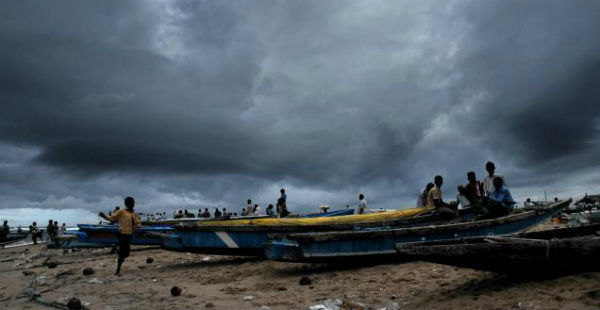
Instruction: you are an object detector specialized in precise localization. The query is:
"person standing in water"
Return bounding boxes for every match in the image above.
[99,197,141,276]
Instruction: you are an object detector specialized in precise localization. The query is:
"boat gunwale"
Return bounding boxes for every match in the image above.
[174,208,435,232]
[285,199,572,242]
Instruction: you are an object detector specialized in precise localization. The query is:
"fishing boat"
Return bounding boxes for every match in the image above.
[155,207,431,255]
[1,232,28,248]
[396,222,600,273]
[293,208,355,218]
[46,231,107,249]
[77,224,174,245]
[264,199,571,262]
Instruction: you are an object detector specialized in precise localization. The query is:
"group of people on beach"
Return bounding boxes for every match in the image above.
[415,161,515,219]
[154,188,291,220]
[242,189,290,217]
[0,219,66,245]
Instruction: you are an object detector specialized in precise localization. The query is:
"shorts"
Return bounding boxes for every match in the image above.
[118,233,133,262]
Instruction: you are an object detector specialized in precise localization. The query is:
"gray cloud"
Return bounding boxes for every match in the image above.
[1,1,600,225]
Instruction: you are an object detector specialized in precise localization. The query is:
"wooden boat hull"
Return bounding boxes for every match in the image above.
[265,199,572,262]
[158,230,269,255]
[47,231,107,249]
[1,233,28,248]
[294,209,355,218]
[158,207,432,255]
[77,224,174,245]
[396,223,600,273]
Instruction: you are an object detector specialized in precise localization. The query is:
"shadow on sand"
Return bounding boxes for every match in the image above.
[161,256,264,270]
[274,256,413,276]
[442,269,600,296]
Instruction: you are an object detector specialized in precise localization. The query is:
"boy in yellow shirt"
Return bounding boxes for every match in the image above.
[99,197,141,275]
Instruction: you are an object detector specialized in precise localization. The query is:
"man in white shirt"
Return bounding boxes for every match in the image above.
[482,161,506,196]
[358,194,368,214]
[246,199,253,215]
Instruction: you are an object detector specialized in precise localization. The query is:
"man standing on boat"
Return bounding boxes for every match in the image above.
[246,199,253,216]
[427,175,458,219]
[482,162,506,196]
[98,196,141,276]
[280,188,287,203]
[358,194,368,214]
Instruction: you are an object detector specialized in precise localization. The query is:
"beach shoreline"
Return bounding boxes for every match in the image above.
[1,222,600,310]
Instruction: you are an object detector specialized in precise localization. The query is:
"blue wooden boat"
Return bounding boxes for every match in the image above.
[264,199,572,262]
[155,207,431,255]
[296,208,355,218]
[395,223,600,273]
[77,224,174,245]
[1,232,28,248]
[47,231,106,249]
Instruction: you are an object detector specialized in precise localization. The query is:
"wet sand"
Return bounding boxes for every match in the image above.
[1,224,600,310]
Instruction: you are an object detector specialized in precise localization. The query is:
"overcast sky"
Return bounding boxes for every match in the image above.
[1,0,600,226]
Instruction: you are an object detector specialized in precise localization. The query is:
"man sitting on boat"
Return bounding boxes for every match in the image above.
[465,171,482,202]
[487,176,516,216]
[427,175,458,219]
[456,186,473,209]
[266,204,275,216]
[201,208,211,218]
[416,183,434,207]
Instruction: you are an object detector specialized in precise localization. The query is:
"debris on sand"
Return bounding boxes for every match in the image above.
[171,286,182,296]
[67,297,82,310]
[87,277,103,284]
[82,268,95,276]
[308,298,342,310]
[300,276,313,286]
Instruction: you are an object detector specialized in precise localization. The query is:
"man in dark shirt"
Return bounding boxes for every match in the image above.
[465,171,481,203]
[0,220,9,241]
[29,222,39,245]
[46,220,54,242]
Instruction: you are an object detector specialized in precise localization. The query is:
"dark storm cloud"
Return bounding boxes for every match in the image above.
[455,0,600,165]
[1,0,600,221]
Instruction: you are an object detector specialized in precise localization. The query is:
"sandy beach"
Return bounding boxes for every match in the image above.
[0,222,599,310]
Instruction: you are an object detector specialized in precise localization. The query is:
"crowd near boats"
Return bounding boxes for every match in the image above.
[2,161,599,275]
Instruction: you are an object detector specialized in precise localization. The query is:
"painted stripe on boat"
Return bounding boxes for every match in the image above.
[215,231,239,248]
[304,249,396,257]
